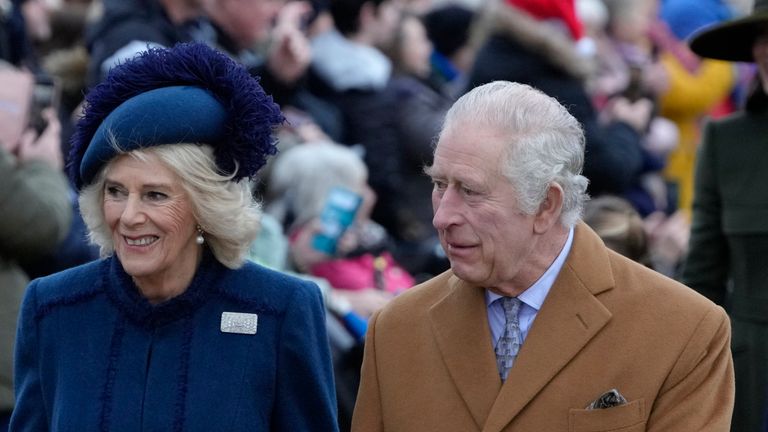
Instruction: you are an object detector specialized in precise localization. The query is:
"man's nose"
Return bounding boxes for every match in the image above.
[432,187,462,230]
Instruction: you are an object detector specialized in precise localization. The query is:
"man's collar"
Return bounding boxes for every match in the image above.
[485,227,575,310]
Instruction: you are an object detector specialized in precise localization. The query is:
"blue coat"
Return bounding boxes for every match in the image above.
[10,251,339,431]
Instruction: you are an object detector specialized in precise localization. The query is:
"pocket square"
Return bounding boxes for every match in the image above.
[586,389,628,410]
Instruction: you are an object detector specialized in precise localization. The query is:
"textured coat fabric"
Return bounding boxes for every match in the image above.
[683,108,768,432]
[0,149,72,413]
[352,223,734,431]
[10,252,339,431]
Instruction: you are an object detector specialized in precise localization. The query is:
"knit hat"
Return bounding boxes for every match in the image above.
[505,0,584,40]
[68,42,284,190]
[423,5,474,58]
[689,0,768,62]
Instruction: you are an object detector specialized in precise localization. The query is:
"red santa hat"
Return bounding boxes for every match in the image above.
[505,0,585,40]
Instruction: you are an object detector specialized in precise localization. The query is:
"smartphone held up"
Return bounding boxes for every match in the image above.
[312,186,363,255]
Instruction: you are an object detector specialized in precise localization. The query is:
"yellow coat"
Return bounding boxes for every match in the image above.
[352,223,733,431]
[659,54,734,217]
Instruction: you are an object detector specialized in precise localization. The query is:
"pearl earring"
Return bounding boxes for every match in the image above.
[196,225,205,245]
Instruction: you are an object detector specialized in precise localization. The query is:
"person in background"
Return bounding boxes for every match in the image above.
[575,0,703,277]
[10,0,108,284]
[351,81,733,431]
[1,0,26,65]
[592,0,676,218]
[0,62,71,432]
[466,0,652,199]
[0,0,53,70]
[684,1,768,429]
[422,4,476,97]
[10,42,338,431]
[379,11,452,279]
[656,0,735,217]
[582,194,649,265]
[84,0,206,88]
[266,141,414,312]
[307,0,403,232]
[202,0,347,153]
[202,0,313,106]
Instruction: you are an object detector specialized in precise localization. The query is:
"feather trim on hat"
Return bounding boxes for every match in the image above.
[68,42,284,189]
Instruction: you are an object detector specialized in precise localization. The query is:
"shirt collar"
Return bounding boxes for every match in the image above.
[486,227,575,311]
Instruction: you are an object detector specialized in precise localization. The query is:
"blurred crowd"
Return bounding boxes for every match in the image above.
[0,0,762,430]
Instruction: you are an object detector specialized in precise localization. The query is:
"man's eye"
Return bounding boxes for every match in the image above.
[432,180,447,191]
[461,186,476,196]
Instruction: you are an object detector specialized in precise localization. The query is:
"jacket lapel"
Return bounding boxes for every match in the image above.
[483,224,616,432]
[429,274,501,430]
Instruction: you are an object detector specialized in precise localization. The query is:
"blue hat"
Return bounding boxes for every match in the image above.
[660,0,732,41]
[68,42,284,190]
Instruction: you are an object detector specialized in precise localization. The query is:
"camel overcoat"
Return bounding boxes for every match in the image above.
[352,223,734,431]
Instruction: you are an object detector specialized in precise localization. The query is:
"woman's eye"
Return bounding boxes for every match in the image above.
[146,191,168,201]
[105,186,123,197]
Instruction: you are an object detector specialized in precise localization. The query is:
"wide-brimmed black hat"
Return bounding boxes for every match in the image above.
[689,0,768,61]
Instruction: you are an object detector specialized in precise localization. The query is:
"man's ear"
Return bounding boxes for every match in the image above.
[533,183,564,234]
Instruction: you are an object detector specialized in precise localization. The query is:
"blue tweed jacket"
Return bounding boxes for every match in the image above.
[10,251,339,431]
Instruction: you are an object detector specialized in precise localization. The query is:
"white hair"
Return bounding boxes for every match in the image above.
[266,141,367,230]
[440,81,589,228]
[79,143,261,269]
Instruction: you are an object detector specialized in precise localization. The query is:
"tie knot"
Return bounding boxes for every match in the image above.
[499,297,522,319]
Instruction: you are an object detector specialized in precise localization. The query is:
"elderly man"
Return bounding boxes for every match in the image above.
[351,81,734,431]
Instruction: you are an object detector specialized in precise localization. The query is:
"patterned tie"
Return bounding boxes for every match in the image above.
[495,297,522,382]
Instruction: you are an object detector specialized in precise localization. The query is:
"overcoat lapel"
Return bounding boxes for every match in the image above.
[429,275,501,430]
[483,224,616,432]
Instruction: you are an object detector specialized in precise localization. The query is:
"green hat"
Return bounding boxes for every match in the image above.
[689,0,768,61]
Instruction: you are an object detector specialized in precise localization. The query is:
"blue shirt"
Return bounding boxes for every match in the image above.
[486,228,574,348]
